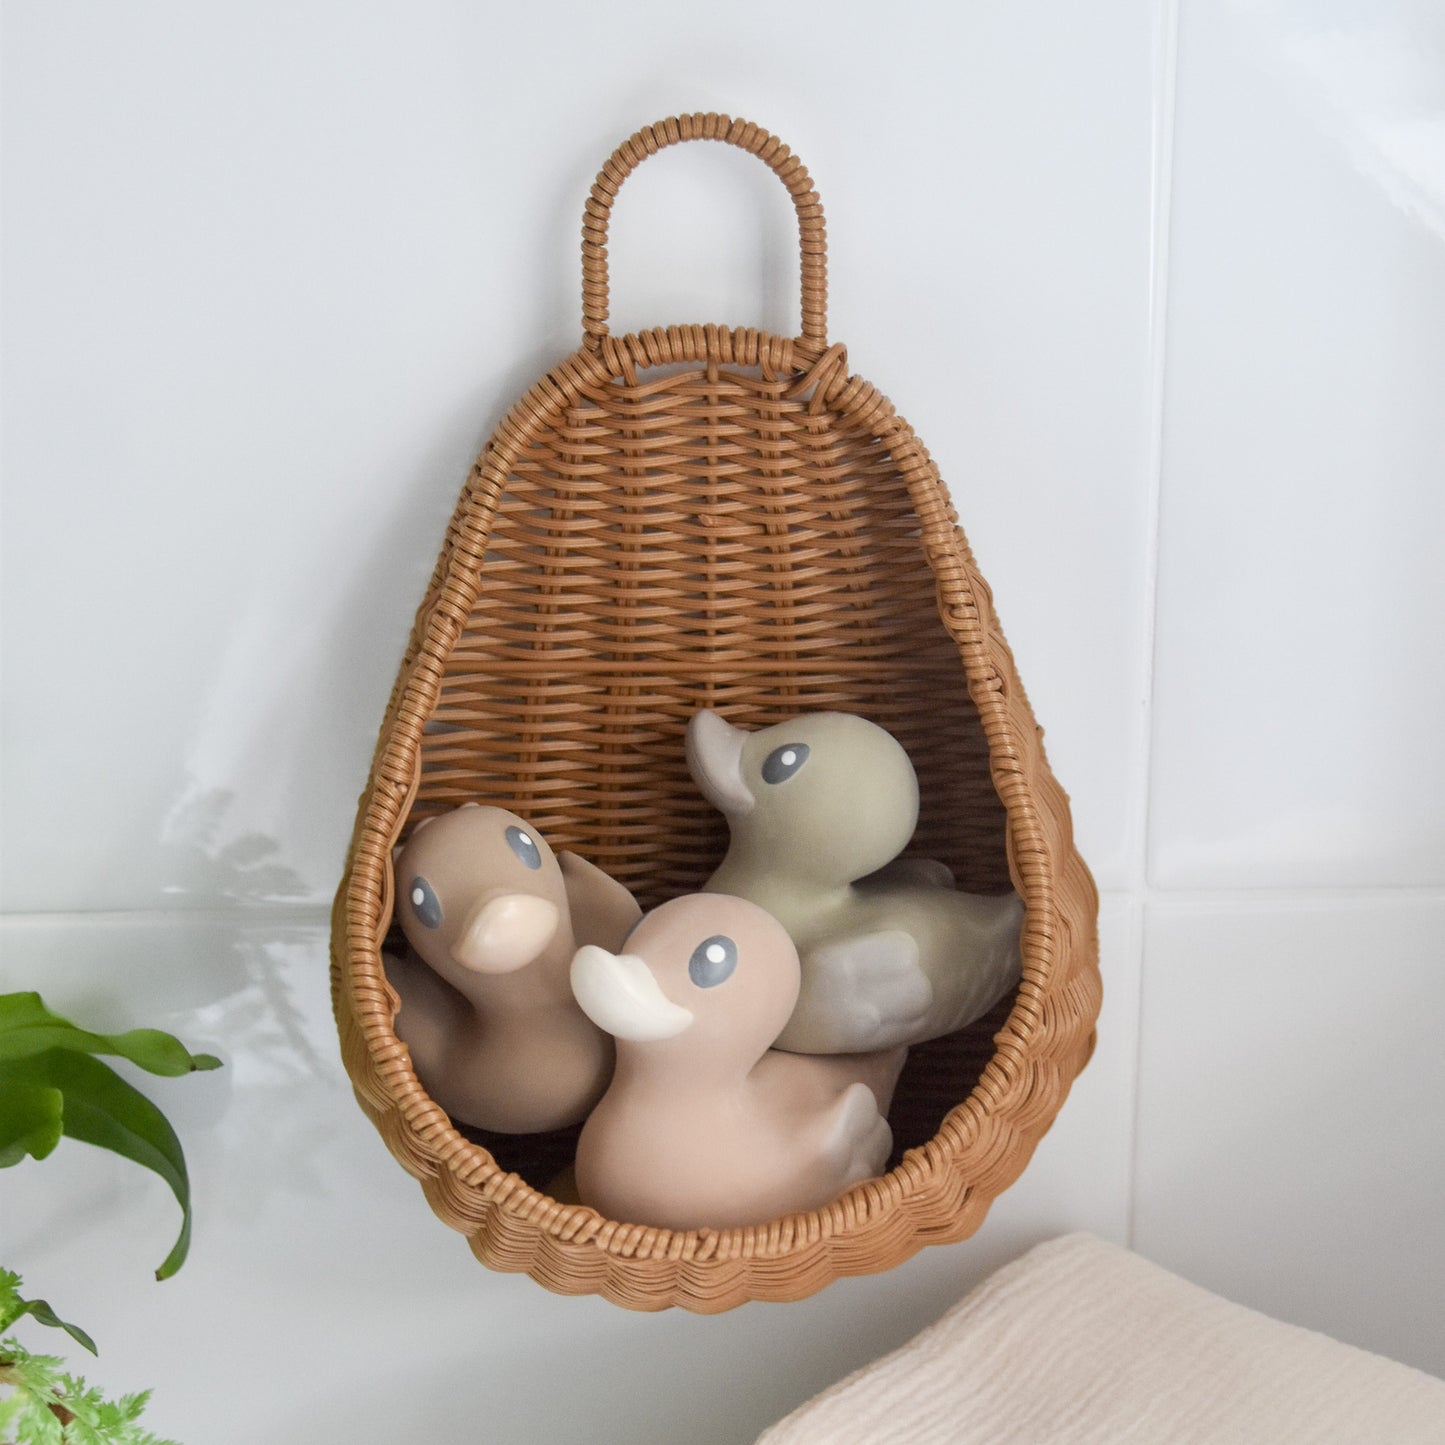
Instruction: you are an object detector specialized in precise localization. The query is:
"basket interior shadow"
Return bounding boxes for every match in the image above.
[333,113,1100,1312]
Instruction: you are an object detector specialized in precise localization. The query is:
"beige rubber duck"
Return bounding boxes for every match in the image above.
[569,893,904,1232]
[387,804,641,1134]
[687,709,1024,1054]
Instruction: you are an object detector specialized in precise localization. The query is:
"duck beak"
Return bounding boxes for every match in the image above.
[571,946,694,1042]
[451,894,560,973]
[685,710,755,818]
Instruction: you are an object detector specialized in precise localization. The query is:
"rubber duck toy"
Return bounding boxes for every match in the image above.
[387,803,641,1134]
[686,709,1024,1054]
[570,893,904,1231]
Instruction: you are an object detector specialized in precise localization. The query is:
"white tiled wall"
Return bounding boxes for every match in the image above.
[2,2,1441,1439]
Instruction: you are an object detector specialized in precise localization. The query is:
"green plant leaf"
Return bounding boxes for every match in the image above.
[0,1082,64,1167]
[0,1336,177,1445]
[0,1052,196,1280]
[0,1293,98,1357]
[0,992,221,1076]
[0,1337,69,1445]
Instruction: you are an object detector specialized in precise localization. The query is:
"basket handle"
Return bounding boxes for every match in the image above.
[582,112,828,354]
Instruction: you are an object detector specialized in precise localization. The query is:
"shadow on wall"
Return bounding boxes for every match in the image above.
[147,375,507,919]
[1,907,351,1265]
[160,783,312,908]
[115,397,532,1214]
[153,782,330,1171]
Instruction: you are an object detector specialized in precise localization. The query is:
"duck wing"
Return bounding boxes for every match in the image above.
[774,929,935,1054]
[859,857,956,890]
[817,1081,893,1186]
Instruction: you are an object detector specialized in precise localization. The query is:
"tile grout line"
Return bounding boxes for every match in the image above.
[1127,0,1183,1254]
[0,904,334,927]
[1132,883,1445,908]
[7,883,1445,933]
[1137,0,1182,900]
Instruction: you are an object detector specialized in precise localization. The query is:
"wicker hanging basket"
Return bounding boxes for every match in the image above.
[332,112,1101,1313]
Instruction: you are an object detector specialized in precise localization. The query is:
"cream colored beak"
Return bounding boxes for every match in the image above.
[570,945,694,1042]
[451,894,560,973]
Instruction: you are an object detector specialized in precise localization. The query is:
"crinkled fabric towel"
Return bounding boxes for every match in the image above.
[756,1233,1445,1444]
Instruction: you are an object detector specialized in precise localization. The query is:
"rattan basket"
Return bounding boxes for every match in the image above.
[332,112,1101,1312]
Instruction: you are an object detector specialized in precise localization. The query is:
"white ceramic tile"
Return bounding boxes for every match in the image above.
[817,4,1162,897]
[1,0,1153,914]
[1133,893,1445,1378]
[1149,1,1445,889]
[0,896,1132,1443]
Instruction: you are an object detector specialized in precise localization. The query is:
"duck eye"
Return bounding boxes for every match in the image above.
[408,877,442,929]
[505,825,542,870]
[689,935,738,989]
[761,743,810,784]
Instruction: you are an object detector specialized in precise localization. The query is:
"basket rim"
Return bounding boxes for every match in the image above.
[331,322,1101,1309]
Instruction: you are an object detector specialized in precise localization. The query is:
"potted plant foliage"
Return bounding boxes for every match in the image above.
[0,992,219,1444]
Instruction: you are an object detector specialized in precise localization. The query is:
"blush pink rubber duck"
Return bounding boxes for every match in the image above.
[569,893,904,1231]
[387,804,641,1134]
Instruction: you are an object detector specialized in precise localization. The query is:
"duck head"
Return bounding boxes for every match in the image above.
[570,894,801,1071]
[393,804,568,985]
[686,710,920,886]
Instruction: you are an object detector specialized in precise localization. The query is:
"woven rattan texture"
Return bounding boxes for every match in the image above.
[413,359,1013,906]
[332,113,1101,1312]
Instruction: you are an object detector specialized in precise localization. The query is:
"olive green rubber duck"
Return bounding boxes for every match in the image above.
[687,710,1023,1053]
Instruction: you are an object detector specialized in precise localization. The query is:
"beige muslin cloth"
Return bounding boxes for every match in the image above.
[757,1233,1445,1444]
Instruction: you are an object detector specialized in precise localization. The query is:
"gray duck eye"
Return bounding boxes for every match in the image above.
[505,825,542,870]
[762,743,810,784]
[408,877,442,929]
[689,935,738,989]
